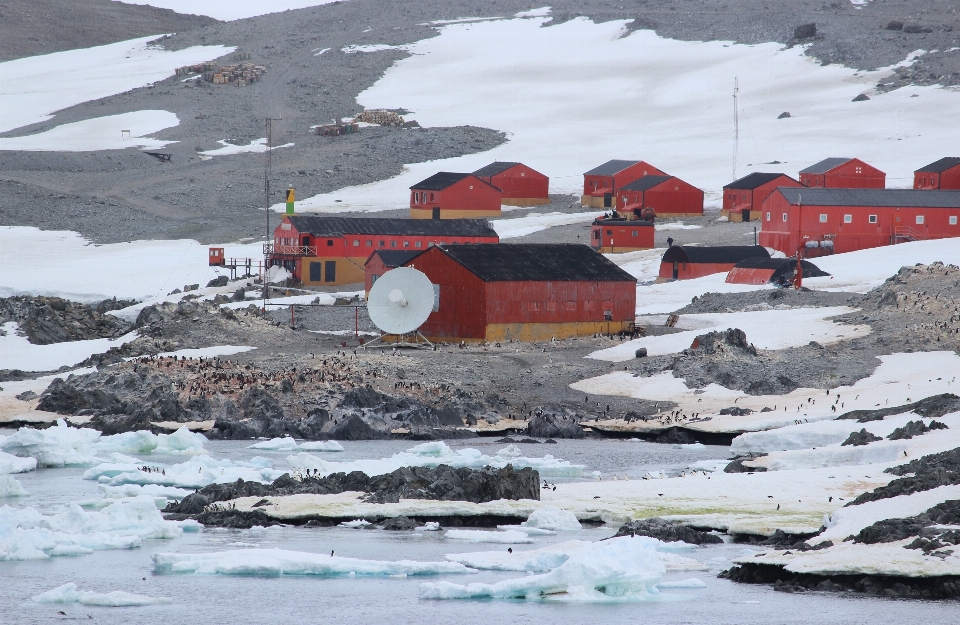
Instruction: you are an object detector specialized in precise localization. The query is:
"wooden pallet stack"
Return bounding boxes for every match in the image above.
[353,109,405,126]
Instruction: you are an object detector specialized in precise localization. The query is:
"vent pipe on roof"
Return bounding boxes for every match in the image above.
[286,188,295,215]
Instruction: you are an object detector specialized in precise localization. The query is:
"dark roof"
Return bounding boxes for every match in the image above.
[584,160,640,176]
[620,175,672,192]
[732,257,830,278]
[436,244,636,282]
[592,218,653,226]
[286,216,498,238]
[799,158,853,174]
[776,187,960,208]
[725,172,793,190]
[410,172,474,191]
[472,162,520,177]
[366,249,422,268]
[662,245,770,265]
[916,157,960,173]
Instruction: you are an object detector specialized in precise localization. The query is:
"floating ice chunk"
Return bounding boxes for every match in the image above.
[0,420,103,467]
[32,582,171,606]
[93,455,286,490]
[99,483,193,502]
[498,524,556,536]
[445,529,535,544]
[656,577,706,589]
[287,441,583,478]
[0,451,37,474]
[95,427,207,456]
[298,440,344,452]
[0,496,183,561]
[250,437,299,451]
[497,444,523,458]
[152,548,475,577]
[421,536,665,601]
[0,475,28,497]
[418,522,441,531]
[340,519,372,529]
[522,506,581,531]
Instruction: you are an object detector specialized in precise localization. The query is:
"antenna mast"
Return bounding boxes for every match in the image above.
[263,116,281,313]
[732,76,739,181]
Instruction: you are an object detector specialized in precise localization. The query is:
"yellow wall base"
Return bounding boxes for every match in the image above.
[409,208,502,219]
[298,256,365,286]
[654,212,704,218]
[580,195,612,209]
[501,197,550,207]
[487,321,632,342]
[595,245,654,253]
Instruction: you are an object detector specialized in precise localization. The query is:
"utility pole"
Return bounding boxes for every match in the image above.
[794,193,804,290]
[263,116,282,313]
[732,76,740,182]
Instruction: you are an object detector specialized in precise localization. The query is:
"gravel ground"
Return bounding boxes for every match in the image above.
[1,0,957,244]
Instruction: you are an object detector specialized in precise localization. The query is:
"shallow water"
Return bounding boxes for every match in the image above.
[2,439,953,624]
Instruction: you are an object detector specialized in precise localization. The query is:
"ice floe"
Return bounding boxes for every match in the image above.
[0,496,184,561]
[444,529,535,544]
[520,506,582,531]
[287,441,584,478]
[0,475,28,498]
[32,582,171,607]
[421,536,666,601]
[0,451,37,475]
[249,437,344,452]
[88,455,286,490]
[656,577,706,589]
[152,548,476,577]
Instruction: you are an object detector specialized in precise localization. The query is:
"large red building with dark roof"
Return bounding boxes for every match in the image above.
[798,158,885,189]
[915,157,960,190]
[581,160,666,208]
[472,162,549,206]
[616,175,703,217]
[722,172,803,222]
[409,172,502,219]
[402,243,637,342]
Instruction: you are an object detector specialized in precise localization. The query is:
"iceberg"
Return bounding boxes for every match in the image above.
[94,427,207,456]
[250,437,344,452]
[0,475,28,497]
[0,450,37,474]
[521,506,582,531]
[89,455,286,489]
[0,496,184,561]
[420,536,666,601]
[444,529,535,544]
[152,548,476,577]
[287,441,584,478]
[32,582,171,606]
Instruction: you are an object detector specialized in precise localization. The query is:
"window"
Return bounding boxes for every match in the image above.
[429,193,435,201]
[415,241,422,248]
[844,214,852,224]
[563,301,576,311]
[916,215,925,225]
[365,240,372,247]
[631,230,638,237]
[782,213,788,222]
[432,285,440,312]
[606,230,613,235]
[868,215,877,224]
[765,212,770,221]
[403,241,409,248]
[371,274,379,285]
[324,261,336,283]
[327,239,334,246]
[950,216,958,225]
[855,166,862,174]
[281,223,291,231]
[527,302,539,312]
[379,240,385,247]
[819,214,828,223]
[593,230,600,239]
[352,240,359,246]
[391,241,397,248]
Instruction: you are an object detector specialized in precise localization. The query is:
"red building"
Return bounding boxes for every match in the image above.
[472,162,549,206]
[402,243,637,342]
[722,173,803,222]
[915,157,960,190]
[616,175,703,217]
[758,188,960,255]
[725,258,828,286]
[582,160,666,208]
[798,158,886,189]
[590,217,655,253]
[409,172,501,219]
[364,249,422,295]
[658,246,770,281]
[267,216,498,286]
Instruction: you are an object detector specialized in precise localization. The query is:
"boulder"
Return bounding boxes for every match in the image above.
[526,413,584,439]
[793,23,816,39]
[841,428,882,446]
[777,111,791,119]
[612,518,723,544]
[886,21,904,31]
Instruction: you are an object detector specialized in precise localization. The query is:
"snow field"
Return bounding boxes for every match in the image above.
[32,582,171,607]
[0,321,139,372]
[152,548,475,577]
[572,351,960,430]
[587,306,869,363]
[0,37,233,134]
[819,485,960,544]
[0,111,179,152]
[0,496,186,561]
[490,212,599,239]
[112,1,345,21]
[287,16,958,214]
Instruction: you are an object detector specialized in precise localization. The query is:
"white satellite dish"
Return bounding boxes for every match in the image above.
[366,267,434,346]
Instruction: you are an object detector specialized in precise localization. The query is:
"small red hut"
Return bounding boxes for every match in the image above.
[590,217,655,253]
[722,173,803,222]
[409,172,502,219]
[582,160,666,208]
[914,157,960,190]
[658,246,770,281]
[799,158,886,189]
[617,175,703,218]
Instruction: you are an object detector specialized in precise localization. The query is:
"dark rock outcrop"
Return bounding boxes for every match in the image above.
[849,448,960,506]
[838,394,960,423]
[852,500,960,545]
[526,413,583,439]
[612,518,723,544]
[379,516,419,531]
[887,420,948,441]
[724,454,767,473]
[0,295,134,345]
[841,428,882,446]
[793,23,816,40]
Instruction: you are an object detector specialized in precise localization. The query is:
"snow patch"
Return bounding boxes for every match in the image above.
[491,212,598,239]
[199,138,294,156]
[0,111,179,152]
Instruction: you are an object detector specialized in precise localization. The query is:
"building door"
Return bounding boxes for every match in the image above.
[741,209,751,222]
[325,261,336,283]
[302,236,311,248]
[603,193,612,208]
[432,207,440,219]
[309,262,322,282]
[672,261,679,280]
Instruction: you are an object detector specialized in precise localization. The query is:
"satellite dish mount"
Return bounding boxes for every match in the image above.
[364,267,435,349]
